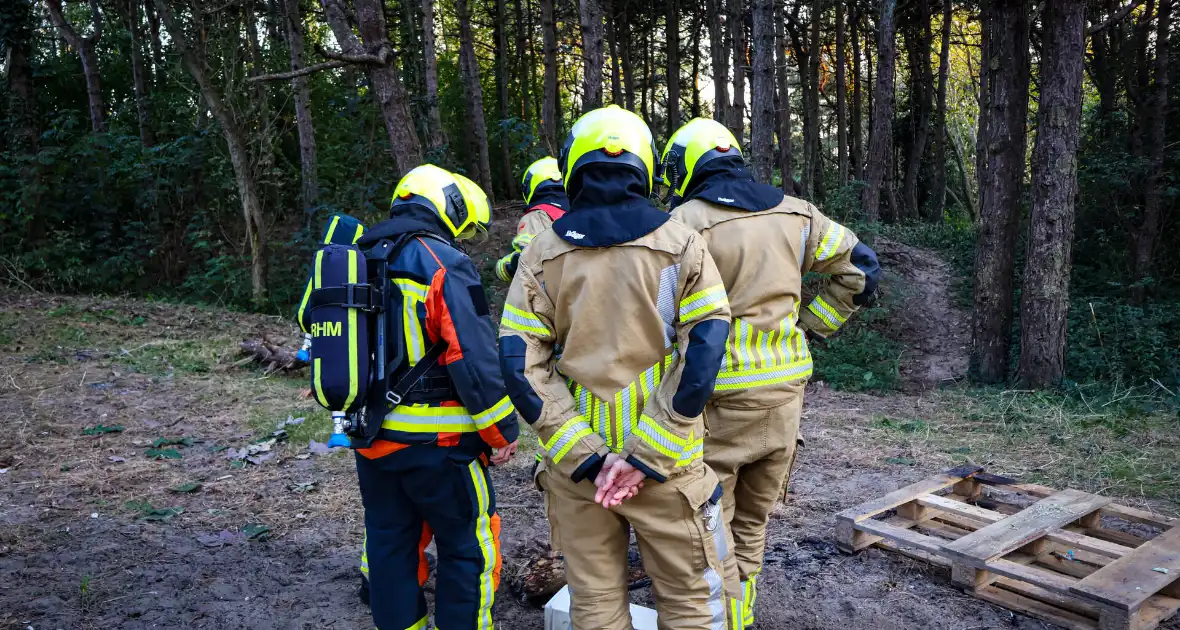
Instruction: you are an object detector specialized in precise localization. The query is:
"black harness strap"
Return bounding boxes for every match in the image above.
[385,342,446,405]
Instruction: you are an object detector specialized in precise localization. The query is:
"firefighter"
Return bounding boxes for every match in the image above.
[662,118,880,627]
[354,164,520,630]
[499,105,744,629]
[494,156,570,282]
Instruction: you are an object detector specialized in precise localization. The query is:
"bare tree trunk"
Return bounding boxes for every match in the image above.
[851,2,862,180]
[322,0,422,177]
[1131,0,1171,303]
[971,0,1030,384]
[606,0,623,104]
[45,0,106,133]
[153,0,267,304]
[4,0,41,240]
[495,0,518,198]
[515,0,533,123]
[776,2,797,193]
[730,0,747,143]
[580,0,605,111]
[927,0,952,221]
[804,0,823,200]
[456,0,494,195]
[862,0,897,222]
[710,0,730,123]
[975,0,990,196]
[836,0,848,183]
[279,0,318,209]
[621,1,636,110]
[423,0,445,150]
[667,0,681,137]
[750,0,775,182]
[902,0,934,220]
[541,0,559,151]
[1017,0,1086,388]
[119,0,155,147]
[145,0,164,80]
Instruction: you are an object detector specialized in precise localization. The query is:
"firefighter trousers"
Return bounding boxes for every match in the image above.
[540,462,744,630]
[703,391,803,627]
[356,445,501,630]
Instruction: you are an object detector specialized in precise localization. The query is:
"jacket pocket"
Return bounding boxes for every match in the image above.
[676,468,723,572]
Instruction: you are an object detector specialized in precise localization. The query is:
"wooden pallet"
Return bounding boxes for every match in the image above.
[836,466,1180,630]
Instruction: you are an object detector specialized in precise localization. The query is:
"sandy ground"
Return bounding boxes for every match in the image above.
[1,222,1176,630]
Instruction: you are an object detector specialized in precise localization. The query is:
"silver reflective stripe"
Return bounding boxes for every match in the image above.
[798,224,811,269]
[636,419,682,453]
[704,566,727,630]
[547,420,591,459]
[708,499,728,560]
[657,263,680,348]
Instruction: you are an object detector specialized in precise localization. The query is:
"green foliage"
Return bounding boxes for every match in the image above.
[1065,298,1180,388]
[811,324,903,392]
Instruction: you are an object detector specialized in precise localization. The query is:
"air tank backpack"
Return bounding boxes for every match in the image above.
[304,230,446,448]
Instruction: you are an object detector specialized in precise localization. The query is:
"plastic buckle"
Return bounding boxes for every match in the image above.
[386,390,403,405]
[341,284,375,311]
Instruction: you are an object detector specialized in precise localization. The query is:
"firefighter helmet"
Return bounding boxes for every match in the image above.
[660,118,743,199]
[391,164,492,239]
[521,157,564,205]
[559,105,658,195]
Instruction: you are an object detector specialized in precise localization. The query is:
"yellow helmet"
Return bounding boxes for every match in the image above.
[521,157,563,205]
[559,105,657,195]
[660,118,742,199]
[391,164,492,239]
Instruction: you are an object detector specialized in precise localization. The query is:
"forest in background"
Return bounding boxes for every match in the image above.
[0,0,1177,391]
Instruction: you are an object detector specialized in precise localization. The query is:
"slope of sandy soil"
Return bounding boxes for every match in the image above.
[0,228,1175,630]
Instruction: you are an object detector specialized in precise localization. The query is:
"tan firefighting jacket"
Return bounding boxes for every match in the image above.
[499,219,732,483]
[673,196,867,407]
[494,207,560,282]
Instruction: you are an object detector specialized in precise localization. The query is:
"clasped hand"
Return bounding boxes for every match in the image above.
[593,453,646,508]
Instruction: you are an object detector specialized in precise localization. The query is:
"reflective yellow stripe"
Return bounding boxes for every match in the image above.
[381,404,479,433]
[636,415,685,459]
[467,461,496,629]
[360,530,369,578]
[402,616,428,630]
[808,295,846,331]
[395,279,428,365]
[296,277,313,333]
[567,353,673,454]
[512,231,536,251]
[675,437,703,467]
[324,215,340,243]
[495,255,513,282]
[544,415,593,463]
[502,303,551,336]
[715,360,813,391]
[679,284,729,321]
[344,249,360,410]
[816,222,847,261]
[352,223,365,244]
[312,358,330,407]
[472,395,515,429]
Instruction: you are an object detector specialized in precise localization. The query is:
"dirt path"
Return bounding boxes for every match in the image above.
[0,239,1176,630]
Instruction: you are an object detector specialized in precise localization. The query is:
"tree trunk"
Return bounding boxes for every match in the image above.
[835,1,848,183]
[541,0,559,151]
[667,0,681,137]
[730,0,747,143]
[862,0,897,222]
[281,0,318,209]
[621,1,636,110]
[120,0,155,147]
[420,0,444,150]
[606,0,623,104]
[776,2,796,194]
[971,0,1030,384]
[710,0,730,123]
[580,0,605,111]
[45,0,107,133]
[495,0,517,198]
[750,0,775,182]
[851,2,862,180]
[152,0,267,304]
[927,0,953,221]
[642,16,651,121]
[1017,0,1086,388]
[321,0,423,178]
[691,8,702,118]
[456,0,494,195]
[804,0,823,200]
[515,0,534,124]
[902,0,934,220]
[145,0,164,80]
[1130,0,1171,303]
[975,0,990,197]
[4,0,40,240]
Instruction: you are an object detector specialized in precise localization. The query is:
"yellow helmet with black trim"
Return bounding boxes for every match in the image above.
[391,164,492,239]
[660,118,742,199]
[559,105,657,194]
[521,157,563,205]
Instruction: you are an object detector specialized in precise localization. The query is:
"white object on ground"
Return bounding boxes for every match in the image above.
[544,585,658,630]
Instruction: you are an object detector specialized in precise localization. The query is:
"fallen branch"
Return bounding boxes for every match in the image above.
[233,336,307,374]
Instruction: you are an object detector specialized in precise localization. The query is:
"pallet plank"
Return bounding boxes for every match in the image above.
[1101,504,1177,530]
[987,558,1080,596]
[976,584,1099,630]
[944,490,1112,565]
[995,576,1103,619]
[836,467,983,524]
[919,495,1136,559]
[856,518,946,555]
[1072,525,1180,612]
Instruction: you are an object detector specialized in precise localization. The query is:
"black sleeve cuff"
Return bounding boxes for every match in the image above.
[571,453,604,483]
[626,455,667,483]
